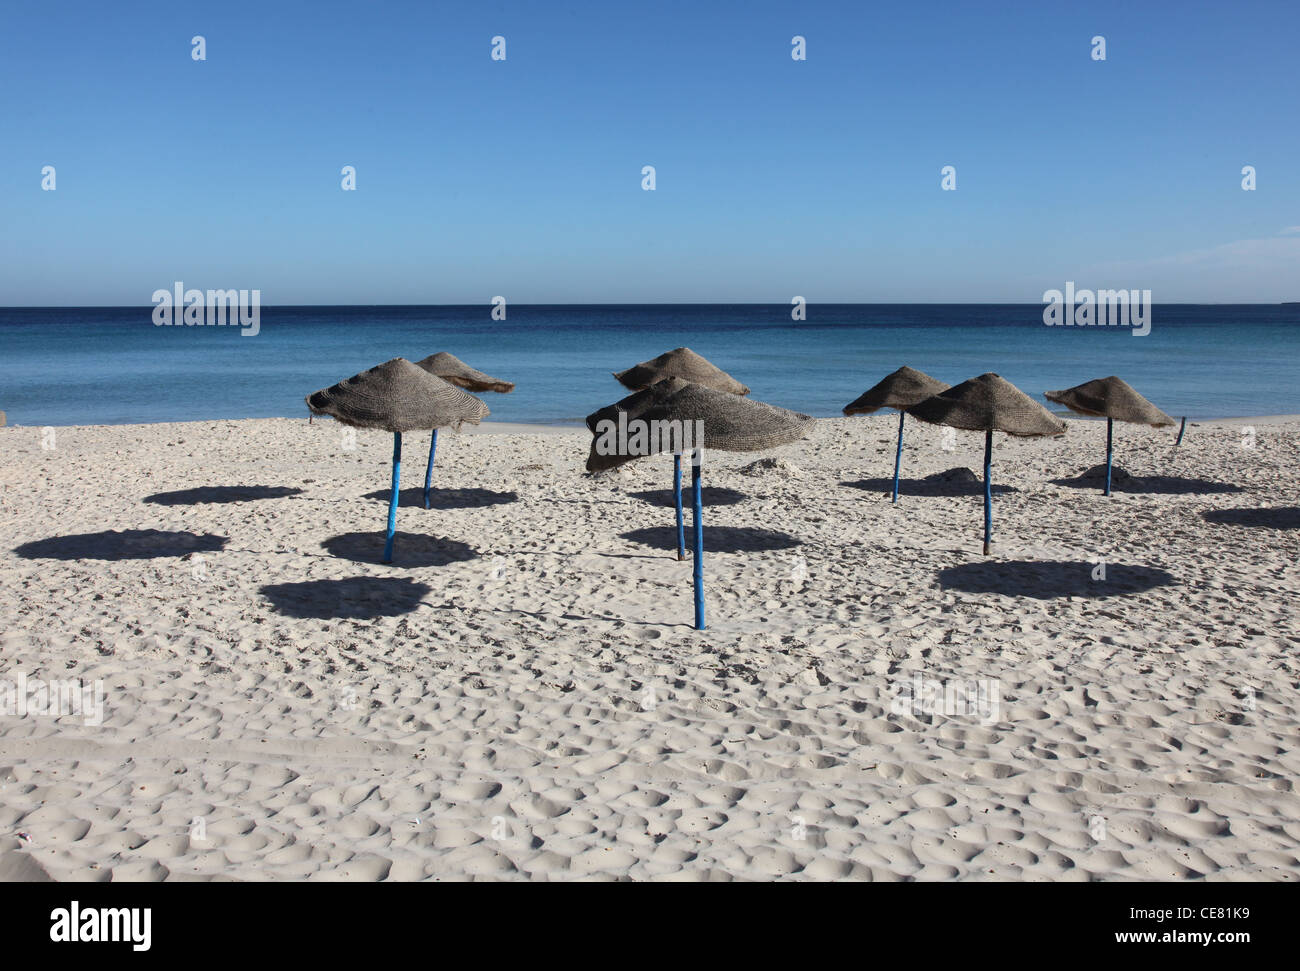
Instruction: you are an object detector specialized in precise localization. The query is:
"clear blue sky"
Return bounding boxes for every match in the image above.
[1,0,1296,304]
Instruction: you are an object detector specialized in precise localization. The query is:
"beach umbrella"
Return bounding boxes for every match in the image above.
[842,366,950,503]
[907,373,1065,555]
[586,378,814,629]
[613,346,751,396]
[306,358,489,563]
[613,348,750,559]
[413,353,515,509]
[1044,376,1174,496]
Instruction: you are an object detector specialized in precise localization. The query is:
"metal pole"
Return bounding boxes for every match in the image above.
[892,410,905,503]
[674,453,685,560]
[692,452,705,630]
[1104,417,1113,497]
[383,432,402,563]
[1175,416,1186,446]
[983,428,992,556]
[423,428,439,509]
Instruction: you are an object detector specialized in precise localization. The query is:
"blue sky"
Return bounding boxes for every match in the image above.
[1,0,1296,304]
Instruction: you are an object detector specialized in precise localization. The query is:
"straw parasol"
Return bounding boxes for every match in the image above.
[307,358,488,563]
[585,380,688,461]
[907,373,1065,555]
[585,386,680,455]
[614,347,750,396]
[1045,376,1174,496]
[586,379,814,629]
[612,349,750,559]
[842,366,950,503]
[413,353,514,509]
[414,352,515,393]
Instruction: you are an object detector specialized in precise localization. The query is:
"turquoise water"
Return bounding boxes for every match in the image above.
[1,304,1297,425]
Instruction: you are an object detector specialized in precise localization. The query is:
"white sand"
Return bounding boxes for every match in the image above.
[0,414,1297,881]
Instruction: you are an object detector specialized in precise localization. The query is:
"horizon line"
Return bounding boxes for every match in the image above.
[2,301,1296,310]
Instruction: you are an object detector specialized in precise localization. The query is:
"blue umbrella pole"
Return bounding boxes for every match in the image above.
[891,410,905,503]
[423,428,439,509]
[692,453,705,630]
[982,428,993,556]
[1104,417,1114,497]
[383,432,402,564]
[1176,416,1186,446]
[674,453,685,560]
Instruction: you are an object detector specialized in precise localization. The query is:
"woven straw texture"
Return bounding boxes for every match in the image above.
[843,366,950,416]
[584,378,689,434]
[586,380,813,472]
[1045,376,1174,427]
[413,352,515,394]
[306,358,489,433]
[907,372,1066,438]
[614,347,750,395]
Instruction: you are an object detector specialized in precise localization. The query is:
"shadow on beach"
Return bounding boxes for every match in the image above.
[142,485,304,505]
[13,529,228,561]
[322,531,480,567]
[621,525,802,553]
[1202,506,1300,529]
[260,576,432,619]
[1051,465,1242,495]
[842,471,1018,498]
[361,487,519,509]
[937,560,1176,599]
[626,486,747,508]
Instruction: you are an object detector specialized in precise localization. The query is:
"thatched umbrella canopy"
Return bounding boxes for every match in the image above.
[584,379,682,438]
[843,365,948,416]
[587,381,811,472]
[1045,376,1173,496]
[842,366,950,503]
[909,373,1065,437]
[614,347,750,396]
[907,373,1065,555]
[586,379,814,629]
[306,358,488,563]
[414,352,515,393]
[306,357,488,431]
[412,352,515,508]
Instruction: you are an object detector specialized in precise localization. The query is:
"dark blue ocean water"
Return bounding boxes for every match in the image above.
[1,304,1297,426]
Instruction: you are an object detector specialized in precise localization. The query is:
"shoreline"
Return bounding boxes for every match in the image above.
[3,413,1299,434]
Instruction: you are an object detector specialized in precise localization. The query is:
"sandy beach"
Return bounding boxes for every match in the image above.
[0,414,1297,881]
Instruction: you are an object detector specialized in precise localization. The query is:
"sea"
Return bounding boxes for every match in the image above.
[1,304,1297,426]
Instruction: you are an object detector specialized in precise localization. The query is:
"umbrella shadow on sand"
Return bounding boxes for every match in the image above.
[1051,465,1241,495]
[361,487,518,509]
[323,531,480,567]
[626,486,747,508]
[621,525,802,553]
[842,469,1019,498]
[1202,507,1300,529]
[14,529,228,561]
[261,576,432,619]
[938,560,1175,599]
[142,486,304,505]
